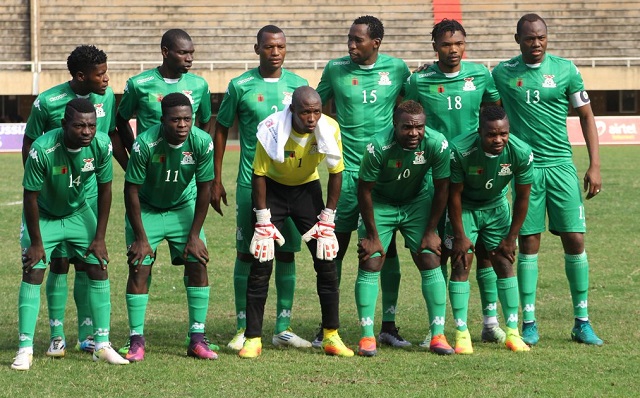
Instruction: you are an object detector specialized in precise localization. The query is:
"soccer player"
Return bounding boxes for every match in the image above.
[356,100,453,356]
[116,28,216,352]
[403,19,506,347]
[316,15,411,348]
[239,86,353,359]
[492,13,603,345]
[13,98,129,370]
[22,45,120,355]
[447,106,533,354]
[122,93,216,361]
[212,25,310,350]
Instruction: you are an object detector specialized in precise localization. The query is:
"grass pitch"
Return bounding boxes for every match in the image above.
[0,146,638,397]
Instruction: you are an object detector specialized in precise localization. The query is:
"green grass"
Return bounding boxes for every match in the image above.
[0,146,638,397]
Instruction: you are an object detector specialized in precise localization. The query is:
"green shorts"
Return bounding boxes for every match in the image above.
[357,194,435,258]
[21,205,102,269]
[235,184,301,254]
[520,164,586,235]
[444,202,511,252]
[335,170,360,233]
[125,202,207,265]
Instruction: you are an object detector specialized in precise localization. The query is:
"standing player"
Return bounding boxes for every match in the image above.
[447,106,532,354]
[116,29,216,352]
[13,98,129,370]
[22,45,121,355]
[239,86,352,359]
[122,93,216,361]
[316,15,411,348]
[356,100,453,356]
[403,19,506,347]
[212,25,310,350]
[492,14,603,345]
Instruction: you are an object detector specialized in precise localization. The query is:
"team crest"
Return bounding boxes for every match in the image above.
[182,90,195,104]
[413,151,426,165]
[462,77,476,91]
[181,151,195,165]
[94,103,105,117]
[81,158,95,172]
[282,91,293,105]
[542,75,556,88]
[498,163,512,176]
[378,72,392,86]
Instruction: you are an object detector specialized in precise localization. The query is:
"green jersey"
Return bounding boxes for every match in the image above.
[317,54,410,171]
[125,124,214,210]
[359,126,450,205]
[216,68,308,187]
[24,82,116,141]
[403,61,500,140]
[492,54,588,167]
[118,68,212,134]
[23,128,113,218]
[450,132,534,210]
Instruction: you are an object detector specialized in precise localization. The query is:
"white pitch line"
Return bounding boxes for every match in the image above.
[4,201,23,206]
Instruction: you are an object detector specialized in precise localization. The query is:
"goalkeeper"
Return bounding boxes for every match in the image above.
[239,86,353,359]
[355,100,453,357]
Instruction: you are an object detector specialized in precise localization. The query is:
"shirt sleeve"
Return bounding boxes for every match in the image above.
[514,145,534,185]
[124,137,148,184]
[117,78,138,121]
[326,128,345,174]
[24,95,48,141]
[316,65,334,105]
[195,133,214,182]
[252,141,271,177]
[196,81,212,125]
[449,144,465,184]
[399,62,411,97]
[95,137,114,184]
[358,140,382,183]
[431,136,451,180]
[402,74,418,102]
[481,67,501,103]
[107,90,117,134]
[22,142,46,191]
[215,81,240,128]
[568,62,586,96]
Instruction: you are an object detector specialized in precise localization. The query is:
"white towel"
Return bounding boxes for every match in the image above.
[256,105,342,168]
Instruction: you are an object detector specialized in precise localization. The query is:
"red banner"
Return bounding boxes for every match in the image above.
[568,116,640,145]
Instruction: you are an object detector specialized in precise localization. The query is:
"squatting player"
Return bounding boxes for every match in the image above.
[446,106,533,354]
[403,19,506,347]
[22,45,119,356]
[316,15,411,348]
[356,100,453,356]
[13,98,129,370]
[122,93,216,361]
[492,13,603,345]
[212,25,310,350]
[116,28,216,352]
[239,86,353,359]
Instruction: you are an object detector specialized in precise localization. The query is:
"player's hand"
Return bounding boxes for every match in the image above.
[302,208,339,261]
[86,239,109,270]
[492,238,517,264]
[413,61,434,73]
[420,230,443,256]
[127,240,154,272]
[584,165,602,200]
[22,245,46,274]
[210,179,228,216]
[183,236,209,266]
[250,209,285,262]
[357,236,385,263]
[452,235,475,270]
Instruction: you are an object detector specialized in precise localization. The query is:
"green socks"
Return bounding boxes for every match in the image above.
[187,286,210,334]
[126,293,149,336]
[88,279,111,344]
[46,272,67,340]
[355,269,380,338]
[274,260,296,334]
[421,268,447,336]
[74,271,94,340]
[380,256,400,322]
[448,280,470,332]
[18,281,41,348]
[517,253,538,322]
[497,277,520,329]
[233,259,251,330]
[565,252,589,319]
[477,267,498,322]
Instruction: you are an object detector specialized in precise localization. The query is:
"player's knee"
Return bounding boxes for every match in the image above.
[85,263,108,280]
[22,268,45,284]
[49,257,70,274]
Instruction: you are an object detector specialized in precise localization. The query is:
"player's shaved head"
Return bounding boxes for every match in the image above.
[64,98,96,121]
[257,25,284,45]
[161,92,193,115]
[291,86,320,109]
[517,13,547,35]
[161,29,192,50]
